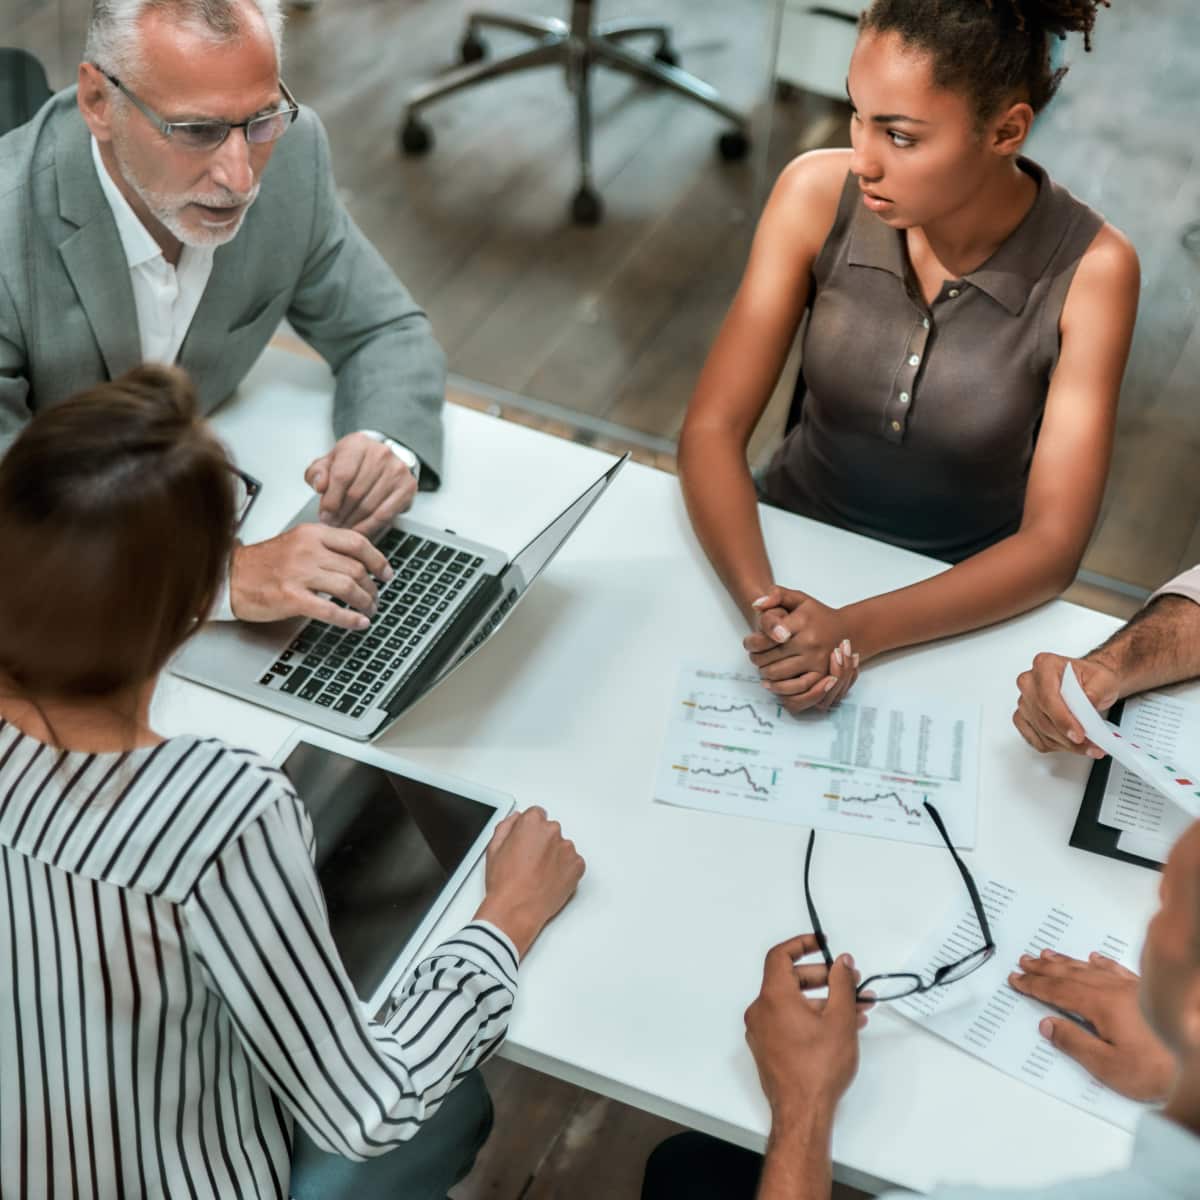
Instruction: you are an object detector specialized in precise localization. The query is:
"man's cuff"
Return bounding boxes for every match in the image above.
[1148,564,1200,609]
[211,563,237,622]
[359,429,422,486]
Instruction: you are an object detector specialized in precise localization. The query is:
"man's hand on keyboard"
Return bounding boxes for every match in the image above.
[230,525,393,631]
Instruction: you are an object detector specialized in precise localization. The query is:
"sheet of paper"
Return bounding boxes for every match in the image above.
[893,876,1146,1131]
[1062,668,1200,819]
[1097,693,1197,857]
[1116,829,1171,864]
[654,663,980,848]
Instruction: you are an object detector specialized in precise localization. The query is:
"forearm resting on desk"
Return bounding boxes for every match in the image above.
[678,428,774,625]
[1089,594,1200,698]
[843,527,1078,662]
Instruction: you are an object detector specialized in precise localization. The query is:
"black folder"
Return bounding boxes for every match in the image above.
[1069,699,1164,872]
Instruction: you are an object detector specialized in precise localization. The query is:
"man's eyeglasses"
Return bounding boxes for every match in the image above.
[95,66,299,152]
[230,467,261,530]
[803,800,996,1002]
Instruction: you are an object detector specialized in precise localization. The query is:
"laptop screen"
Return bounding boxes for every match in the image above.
[281,741,496,1001]
[510,452,629,585]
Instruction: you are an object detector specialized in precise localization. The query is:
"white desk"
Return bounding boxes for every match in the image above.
[157,348,1160,1195]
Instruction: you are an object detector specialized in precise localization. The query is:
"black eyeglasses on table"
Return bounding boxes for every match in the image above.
[803,799,996,1003]
[94,66,300,152]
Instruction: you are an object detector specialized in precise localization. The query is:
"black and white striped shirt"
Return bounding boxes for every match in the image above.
[0,722,519,1198]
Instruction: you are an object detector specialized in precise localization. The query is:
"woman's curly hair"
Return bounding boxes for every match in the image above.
[860,0,1111,122]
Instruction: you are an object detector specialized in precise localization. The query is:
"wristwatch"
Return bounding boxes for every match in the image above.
[360,429,421,485]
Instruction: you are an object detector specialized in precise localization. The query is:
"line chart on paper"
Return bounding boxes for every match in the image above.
[680,691,779,736]
[654,662,981,848]
[819,776,934,829]
[671,752,785,802]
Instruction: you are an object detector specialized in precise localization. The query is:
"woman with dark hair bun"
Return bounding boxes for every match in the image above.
[0,366,585,1199]
[680,0,1138,712]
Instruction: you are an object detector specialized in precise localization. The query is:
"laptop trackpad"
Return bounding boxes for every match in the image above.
[172,613,302,684]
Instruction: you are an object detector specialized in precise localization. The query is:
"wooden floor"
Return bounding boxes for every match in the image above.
[8,0,1200,1192]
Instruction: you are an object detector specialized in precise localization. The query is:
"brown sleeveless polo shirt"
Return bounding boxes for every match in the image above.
[760,158,1105,563]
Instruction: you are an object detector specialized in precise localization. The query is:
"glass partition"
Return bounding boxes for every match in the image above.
[4,0,84,89]
[6,0,1197,612]
[281,0,791,451]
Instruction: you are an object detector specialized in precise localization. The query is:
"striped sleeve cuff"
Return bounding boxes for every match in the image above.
[378,922,519,1084]
[409,921,520,995]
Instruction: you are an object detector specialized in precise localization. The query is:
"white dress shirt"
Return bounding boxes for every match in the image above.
[90,136,215,367]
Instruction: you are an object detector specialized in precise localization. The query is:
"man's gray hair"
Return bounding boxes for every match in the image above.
[85,0,285,78]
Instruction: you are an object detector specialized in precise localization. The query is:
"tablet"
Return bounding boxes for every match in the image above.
[273,728,513,1015]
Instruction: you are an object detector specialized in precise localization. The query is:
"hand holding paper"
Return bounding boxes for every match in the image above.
[1014,652,1121,758]
[1061,666,1200,819]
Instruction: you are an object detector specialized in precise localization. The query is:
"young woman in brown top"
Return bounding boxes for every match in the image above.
[681,0,1139,712]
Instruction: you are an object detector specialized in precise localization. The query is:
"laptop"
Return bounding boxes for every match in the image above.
[274,728,513,1017]
[173,452,629,739]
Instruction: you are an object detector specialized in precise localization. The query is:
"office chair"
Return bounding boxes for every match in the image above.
[0,48,52,137]
[399,1,751,225]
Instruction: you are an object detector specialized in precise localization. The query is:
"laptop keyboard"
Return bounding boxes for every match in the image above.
[256,529,485,718]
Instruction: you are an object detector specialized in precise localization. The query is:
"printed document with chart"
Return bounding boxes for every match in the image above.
[654,662,981,848]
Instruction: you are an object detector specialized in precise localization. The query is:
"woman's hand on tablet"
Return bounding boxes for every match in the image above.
[474,807,586,959]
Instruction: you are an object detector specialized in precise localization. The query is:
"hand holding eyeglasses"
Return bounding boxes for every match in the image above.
[744,935,869,1123]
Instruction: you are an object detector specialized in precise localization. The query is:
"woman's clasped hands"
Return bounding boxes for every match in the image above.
[744,586,860,714]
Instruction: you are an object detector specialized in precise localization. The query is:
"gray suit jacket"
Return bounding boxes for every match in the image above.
[0,88,446,484]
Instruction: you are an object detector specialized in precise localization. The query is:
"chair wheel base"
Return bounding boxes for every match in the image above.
[571,187,604,225]
[460,32,488,63]
[400,118,433,155]
[717,129,751,161]
[654,44,680,68]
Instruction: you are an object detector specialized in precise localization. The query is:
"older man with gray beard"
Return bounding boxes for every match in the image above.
[0,0,448,631]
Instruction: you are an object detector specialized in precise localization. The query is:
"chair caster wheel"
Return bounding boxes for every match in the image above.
[571,187,604,225]
[717,129,751,161]
[654,43,680,68]
[460,31,488,63]
[400,118,433,155]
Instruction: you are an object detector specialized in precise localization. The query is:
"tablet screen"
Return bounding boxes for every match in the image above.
[281,741,496,1001]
